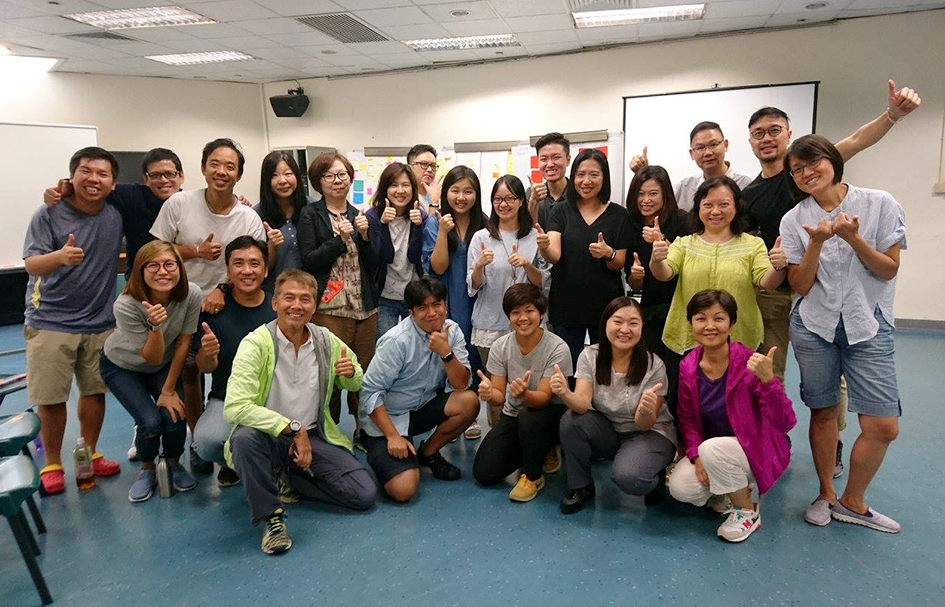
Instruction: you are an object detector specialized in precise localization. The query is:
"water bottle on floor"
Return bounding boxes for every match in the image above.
[156,454,173,498]
[74,437,95,490]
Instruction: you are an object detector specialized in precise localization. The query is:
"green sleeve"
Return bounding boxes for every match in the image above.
[223,332,289,437]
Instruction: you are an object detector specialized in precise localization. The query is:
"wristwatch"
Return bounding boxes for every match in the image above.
[216,282,232,295]
[145,318,160,332]
[441,352,455,363]
[288,420,302,435]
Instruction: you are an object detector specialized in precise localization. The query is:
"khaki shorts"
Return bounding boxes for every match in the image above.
[24,326,112,405]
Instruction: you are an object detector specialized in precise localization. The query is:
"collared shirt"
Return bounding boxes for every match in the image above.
[526,180,568,230]
[779,185,906,345]
[266,326,320,429]
[674,164,754,213]
[360,316,471,437]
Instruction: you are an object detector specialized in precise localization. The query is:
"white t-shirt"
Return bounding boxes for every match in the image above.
[381,216,413,301]
[674,164,754,212]
[150,188,266,297]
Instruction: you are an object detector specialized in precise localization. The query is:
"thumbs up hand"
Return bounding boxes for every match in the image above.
[427,324,452,358]
[475,241,494,270]
[768,235,787,270]
[636,382,663,420]
[747,347,777,384]
[508,243,529,269]
[198,232,222,260]
[642,221,663,244]
[337,217,355,241]
[508,370,532,399]
[354,209,369,238]
[650,226,669,263]
[263,222,285,247]
[549,364,568,396]
[438,212,455,235]
[334,345,356,378]
[629,146,649,173]
[629,252,645,283]
[887,79,921,121]
[59,233,85,266]
[588,231,613,260]
[380,198,397,224]
[476,370,493,402]
[534,222,550,250]
[199,322,220,358]
[409,201,423,226]
[142,300,168,328]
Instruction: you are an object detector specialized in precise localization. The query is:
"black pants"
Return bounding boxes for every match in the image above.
[553,325,600,370]
[473,405,565,484]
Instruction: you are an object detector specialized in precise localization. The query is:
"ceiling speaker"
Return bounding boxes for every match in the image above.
[270,87,310,118]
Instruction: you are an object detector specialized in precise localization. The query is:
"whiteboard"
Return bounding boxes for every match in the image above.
[622,82,817,196]
[0,122,99,268]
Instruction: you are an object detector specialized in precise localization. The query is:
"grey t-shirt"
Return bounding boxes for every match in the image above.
[23,200,123,333]
[574,344,675,445]
[486,329,572,417]
[104,283,202,373]
[382,216,413,300]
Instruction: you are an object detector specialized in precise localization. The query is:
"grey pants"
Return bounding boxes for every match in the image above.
[559,409,676,494]
[230,426,377,524]
[192,398,231,465]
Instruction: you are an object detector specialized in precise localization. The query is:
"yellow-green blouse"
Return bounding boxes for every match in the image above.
[662,233,772,354]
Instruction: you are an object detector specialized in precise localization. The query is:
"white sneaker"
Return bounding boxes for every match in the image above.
[831,501,900,533]
[717,507,761,543]
[127,426,138,461]
[464,422,482,440]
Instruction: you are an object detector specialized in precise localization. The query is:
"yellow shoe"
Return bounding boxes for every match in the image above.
[509,474,545,502]
[543,446,562,474]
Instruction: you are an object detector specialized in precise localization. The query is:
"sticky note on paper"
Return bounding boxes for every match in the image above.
[353,193,364,204]
[367,188,373,196]
[353,180,364,192]
[530,156,539,169]
[530,170,542,184]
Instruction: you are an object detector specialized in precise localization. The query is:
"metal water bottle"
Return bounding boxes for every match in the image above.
[156,454,173,498]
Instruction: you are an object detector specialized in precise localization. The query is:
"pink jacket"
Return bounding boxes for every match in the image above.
[677,342,797,495]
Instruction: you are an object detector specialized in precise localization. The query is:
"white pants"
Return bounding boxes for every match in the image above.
[668,437,754,506]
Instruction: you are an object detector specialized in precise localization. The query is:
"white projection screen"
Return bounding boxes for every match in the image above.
[622,82,818,192]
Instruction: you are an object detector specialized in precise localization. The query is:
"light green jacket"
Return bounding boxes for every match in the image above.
[222,320,363,467]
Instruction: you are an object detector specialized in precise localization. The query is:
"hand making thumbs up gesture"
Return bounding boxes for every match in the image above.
[199,322,220,358]
[142,300,168,329]
[197,232,222,260]
[642,221,663,244]
[409,201,423,226]
[747,347,777,384]
[768,236,787,270]
[354,209,369,239]
[588,231,614,260]
[476,370,494,403]
[886,79,921,121]
[629,252,645,282]
[635,382,663,426]
[334,346,356,378]
[59,233,85,267]
[380,198,397,224]
[534,222,550,250]
[508,243,529,269]
[427,324,452,358]
[508,370,532,399]
[549,363,568,396]
[475,241,494,270]
[629,146,649,173]
[263,221,285,247]
[650,224,669,263]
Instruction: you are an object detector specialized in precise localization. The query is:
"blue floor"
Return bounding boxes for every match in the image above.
[0,323,942,607]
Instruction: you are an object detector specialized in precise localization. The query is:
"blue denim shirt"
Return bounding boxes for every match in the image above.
[779,185,906,345]
[360,316,471,437]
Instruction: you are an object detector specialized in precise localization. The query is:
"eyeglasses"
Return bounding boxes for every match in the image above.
[146,170,180,181]
[750,125,784,140]
[492,196,521,206]
[321,171,349,183]
[788,157,825,178]
[409,161,438,172]
[691,140,724,154]
[144,260,179,273]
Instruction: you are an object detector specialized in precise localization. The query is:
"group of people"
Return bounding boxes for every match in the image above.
[21,78,919,554]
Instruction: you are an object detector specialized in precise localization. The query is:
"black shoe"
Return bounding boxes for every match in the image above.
[190,445,213,474]
[217,465,241,487]
[560,484,596,514]
[644,470,667,506]
[417,441,461,481]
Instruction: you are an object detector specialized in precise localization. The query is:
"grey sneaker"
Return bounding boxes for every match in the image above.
[833,440,844,479]
[171,463,197,492]
[831,501,901,533]
[804,497,833,526]
[129,469,156,503]
[261,509,292,555]
[464,421,482,440]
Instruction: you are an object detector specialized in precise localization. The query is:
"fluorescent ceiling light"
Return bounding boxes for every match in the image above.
[404,34,519,52]
[65,6,215,30]
[573,4,705,28]
[0,55,59,75]
[146,51,254,66]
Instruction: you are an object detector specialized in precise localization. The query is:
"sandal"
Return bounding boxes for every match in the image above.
[91,452,121,477]
[39,464,65,496]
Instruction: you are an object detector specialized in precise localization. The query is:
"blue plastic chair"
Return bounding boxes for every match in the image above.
[0,455,53,605]
[0,412,46,535]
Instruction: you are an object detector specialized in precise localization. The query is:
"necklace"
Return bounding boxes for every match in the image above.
[495,229,522,287]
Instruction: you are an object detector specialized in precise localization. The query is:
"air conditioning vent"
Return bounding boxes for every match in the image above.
[63,31,137,42]
[295,13,388,44]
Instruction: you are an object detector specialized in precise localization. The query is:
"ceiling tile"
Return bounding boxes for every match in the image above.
[472,45,528,59]
[348,40,412,53]
[766,10,841,26]
[0,1,46,19]
[379,23,452,40]
[418,1,498,21]
[503,13,574,32]
[441,18,511,36]
[637,19,703,41]
[297,43,365,56]
[575,23,639,44]
[318,52,386,66]
[513,29,579,45]
[219,35,286,50]
[57,59,119,73]
[704,0,783,19]
[0,22,41,39]
[333,0,412,8]
[4,0,116,15]
[261,0,345,17]
[2,33,100,52]
[248,46,307,60]
[106,40,176,54]
[522,40,583,54]
[93,0,177,8]
[158,38,229,52]
[775,0,853,14]
[846,0,913,8]
[7,16,97,35]
[231,17,313,35]
[271,56,331,69]
[176,23,254,39]
[491,0,570,18]
[184,1,280,22]
[700,15,771,33]
[120,27,197,42]
[263,31,339,46]
[418,48,480,61]
[371,52,431,67]
[66,45,133,60]
[355,6,433,27]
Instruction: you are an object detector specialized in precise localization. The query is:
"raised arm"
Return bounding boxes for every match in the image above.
[834,80,921,161]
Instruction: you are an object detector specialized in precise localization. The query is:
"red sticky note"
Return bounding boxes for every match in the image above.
[530,170,542,184]
[530,155,539,169]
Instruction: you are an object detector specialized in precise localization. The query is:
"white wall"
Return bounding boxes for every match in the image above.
[263,10,945,322]
[0,72,268,198]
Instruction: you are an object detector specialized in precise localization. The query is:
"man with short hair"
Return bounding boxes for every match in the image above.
[359,276,480,503]
[742,79,920,481]
[150,138,267,471]
[224,269,376,555]
[191,236,276,487]
[23,147,124,496]
[407,143,440,211]
[629,121,754,212]
[527,132,571,229]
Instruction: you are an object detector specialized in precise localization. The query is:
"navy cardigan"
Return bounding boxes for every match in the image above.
[365,205,427,298]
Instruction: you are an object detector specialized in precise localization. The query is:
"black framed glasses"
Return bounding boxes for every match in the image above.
[144,260,179,273]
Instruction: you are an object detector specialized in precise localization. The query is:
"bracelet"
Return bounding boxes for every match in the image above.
[608,249,617,262]
[195,242,201,257]
[885,108,902,124]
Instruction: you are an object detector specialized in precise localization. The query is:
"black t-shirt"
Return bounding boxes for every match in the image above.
[526,179,568,231]
[626,210,693,318]
[109,183,165,276]
[742,170,805,250]
[547,201,632,327]
[191,292,275,402]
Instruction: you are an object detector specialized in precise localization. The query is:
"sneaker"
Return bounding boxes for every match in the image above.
[39,464,65,497]
[717,507,761,543]
[464,421,482,440]
[833,440,844,479]
[129,469,157,503]
[217,465,241,488]
[804,497,834,526]
[706,494,732,514]
[560,484,596,514]
[276,469,301,504]
[543,446,562,474]
[509,474,545,502]
[831,500,901,533]
[417,441,461,481]
[190,445,213,474]
[171,463,197,492]
[261,509,292,555]
[127,426,139,461]
[91,453,121,477]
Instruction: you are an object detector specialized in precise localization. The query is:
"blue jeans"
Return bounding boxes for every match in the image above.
[192,398,231,465]
[99,354,186,462]
[377,297,409,340]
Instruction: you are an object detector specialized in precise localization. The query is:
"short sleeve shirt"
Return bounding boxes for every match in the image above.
[743,170,804,250]
[574,345,675,445]
[150,189,266,297]
[23,200,123,333]
[674,165,754,213]
[779,185,906,345]
[486,329,572,417]
[111,183,165,277]
[547,201,632,327]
